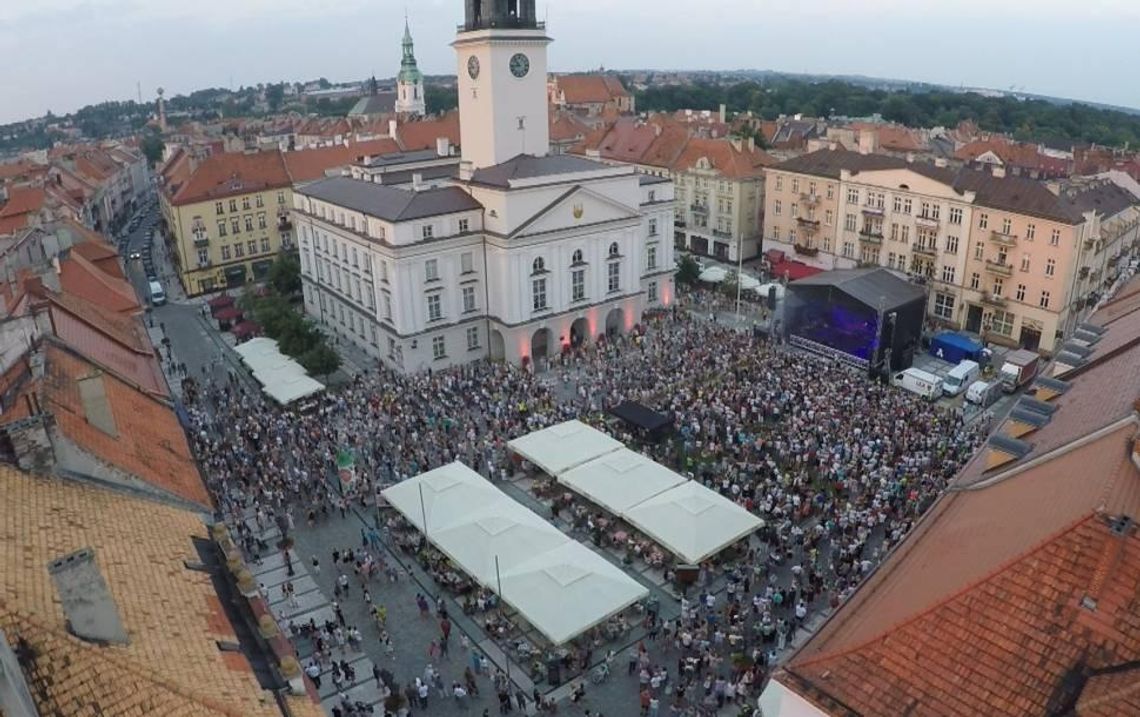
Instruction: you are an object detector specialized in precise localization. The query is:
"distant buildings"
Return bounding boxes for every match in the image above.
[548,74,635,118]
[763,149,1140,352]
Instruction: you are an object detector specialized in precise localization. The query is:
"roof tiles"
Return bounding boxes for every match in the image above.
[170,151,291,206]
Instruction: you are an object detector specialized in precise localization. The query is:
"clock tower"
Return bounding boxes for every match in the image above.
[455,0,551,170]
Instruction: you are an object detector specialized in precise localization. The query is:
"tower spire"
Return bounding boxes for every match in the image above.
[395,14,425,116]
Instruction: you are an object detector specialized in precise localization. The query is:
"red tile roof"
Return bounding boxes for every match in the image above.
[58,251,140,314]
[848,122,926,153]
[49,309,167,397]
[549,111,591,142]
[283,138,401,183]
[170,151,291,206]
[41,343,209,508]
[1076,667,1140,716]
[0,185,46,219]
[554,74,631,105]
[781,420,1140,717]
[396,111,461,152]
[672,137,775,179]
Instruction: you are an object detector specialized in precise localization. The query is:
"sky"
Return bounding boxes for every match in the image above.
[3,0,1139,125]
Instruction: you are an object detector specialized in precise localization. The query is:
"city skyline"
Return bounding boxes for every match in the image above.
[3,0,1140,125]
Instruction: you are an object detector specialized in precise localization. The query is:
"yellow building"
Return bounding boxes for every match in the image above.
[159,149,294,296]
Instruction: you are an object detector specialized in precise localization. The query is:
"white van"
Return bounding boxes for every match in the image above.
[965,379,1001,407]
[892,367,942,401]
[942,360,980,397]
[148,280,166,306]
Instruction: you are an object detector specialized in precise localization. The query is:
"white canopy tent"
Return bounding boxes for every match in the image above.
[623,481,763,564]
[233,337,324,406]
[558,449,687,516]
[381,462,648,644]
[698,266,728,283]
[507,420,623,476]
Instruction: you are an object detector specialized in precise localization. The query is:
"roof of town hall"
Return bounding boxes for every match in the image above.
[774,320,1140,716]
[0,465,321,717]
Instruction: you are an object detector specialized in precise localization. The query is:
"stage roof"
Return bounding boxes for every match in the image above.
[790,268,926,312]
[381,462,647,644]
[609,401,672,433]
[507,419,623,476]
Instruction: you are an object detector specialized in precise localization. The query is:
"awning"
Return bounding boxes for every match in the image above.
[558,449,687,516]
[609,401,672,434]
[231,320,260,339]
[622,481,762,564]
[213,306,244,323]
[207,293,235,310]
[507,420,623,476]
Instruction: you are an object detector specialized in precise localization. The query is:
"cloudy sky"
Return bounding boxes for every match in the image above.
[3,0,1139,125]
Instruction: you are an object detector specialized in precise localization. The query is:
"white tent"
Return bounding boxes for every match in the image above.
[738,274,762,292]
[233,337,324,405]
[698,266,728,283]
[381,462,647,644]
[507,420,623,476]
[623,481,762,564]
[498,542,650,645]
[558,449,687,516]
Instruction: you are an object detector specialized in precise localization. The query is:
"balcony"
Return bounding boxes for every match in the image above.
[985,259,1013,277]
[861,205,884,216]
[796,217,820,232]
[674,218,686,228]
[799,192,821,204]
[793,243,819,257]
[988,230,1017,247]
[912,243,937,258]
[915,213,940,228]
[712,229,732,240]
[980,291,1007,307]
[858,229,884,244]
[690,203,709,214]
[278,217,294,231]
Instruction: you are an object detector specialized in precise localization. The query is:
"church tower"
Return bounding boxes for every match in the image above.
[454,0,551,169]
[395,19,426,116]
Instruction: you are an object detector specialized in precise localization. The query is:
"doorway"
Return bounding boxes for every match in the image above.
[531,328,552,360]
[570,317,590,347]
[965,304,983,333]
[1019,326,1041,351]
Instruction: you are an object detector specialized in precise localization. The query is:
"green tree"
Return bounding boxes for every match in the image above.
[140,132,165,167]
[720,269,740,298]
[266,83,286,112]
[268,252,302,296]
[300,343,341,380]
[425,84,459,115]
[676,255,701,285]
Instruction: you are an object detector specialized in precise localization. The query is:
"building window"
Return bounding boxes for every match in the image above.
[1045,258,1056,277]
[532,257,546,274]
[234,243,245,258]
[572,249,584,265]
[197,248,209,265]
[775,176,783,191]
[791,178,800,193]
[648,190,656,202]
[461,252,474,274]
[432,335,446,360]
[647,246,657,270]
[887,252,896,269]
[387,337,397,359]
[842,241,854,258]
[1001,218,1012,235]
[970,272,980,290]
[426,294,442,321]
[1040,290,1051,308]
[466,326,480,350]
[974,242,984,260]
[608,242,620,258]
[846,188,859,204]
[774,200,782,216]
[824,209,833,226]
[247,240,257,255]
[933,292,954,320]
[572,269,585,302]
[1019,255,1030,272]
[648,218,658,237]
[900,226,909,244]
[1050,229,1061,246]
[844,213,856,231]
[946,235,959,254]
[791,203,799,219]
[218,221,227,237]
[1026,223,1036,240]
[991,309,1014,336]
[229,199,238,213]
[902,198,912,215]
[258,213,267,229]
[892,196,902,213]
[221,245,231,260]
[941,265,955,284]
[242,197,251,211]
[425,259,439,281]
[383,294,392,320]
[462,286,476,313]
[949,207,963,225]
[458,218,469,233]
[256,195,264,208]
[607,262,620,293]
[1015,283,1026,301]
[648,281,658,303]
[380,261,389,282]
[277,191,286,204]
[231,219,240,235]
[992,277,1004,297]
[351,248,359,267]
[532,277,548,311]
[890,223,899,241]
[422,224,434,240]
[215,202,224,215]
[978,213,988,229]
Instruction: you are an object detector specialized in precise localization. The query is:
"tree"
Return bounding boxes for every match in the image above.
[425,84,459,115]
[675,255,701,285]
[266,83,286,112]
[300,343,341,380]
[720,269,740,298]
[268,252,302,296]
[140,132,165,167]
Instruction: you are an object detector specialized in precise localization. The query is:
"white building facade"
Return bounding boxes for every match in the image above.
[294,0,675,372]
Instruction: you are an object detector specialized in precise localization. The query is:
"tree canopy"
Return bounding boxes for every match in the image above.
[635,79,1140,148]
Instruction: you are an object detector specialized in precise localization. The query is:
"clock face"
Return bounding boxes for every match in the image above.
[509,53,530,78]
[467,55,480,80]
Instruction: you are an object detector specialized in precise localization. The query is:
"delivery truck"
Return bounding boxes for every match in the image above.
[999,349,1040,393]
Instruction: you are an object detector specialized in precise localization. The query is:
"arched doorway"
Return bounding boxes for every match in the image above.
[570,317,590,347]
[605,308,624,337]
[531,328,552,360]
[489,330,506,361]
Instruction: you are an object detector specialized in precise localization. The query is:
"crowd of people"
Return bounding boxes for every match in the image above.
[186,289,987,716]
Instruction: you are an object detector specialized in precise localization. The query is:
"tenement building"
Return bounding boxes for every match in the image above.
[764,149,1140,352]
[293,0,675,372]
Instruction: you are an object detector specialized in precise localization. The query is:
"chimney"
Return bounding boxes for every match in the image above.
[48,548,128,645]
[3,415,54,474]
[729,137,742,152]
[719,103,727,124]
[992,166,1006,178]
[388,119,398,139]
[1045,180,1061,196]
[436,137,451,157]
[412,173,424,191]
[0,184,8,203]
[906,153,915,164]
[748,137,755,152]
